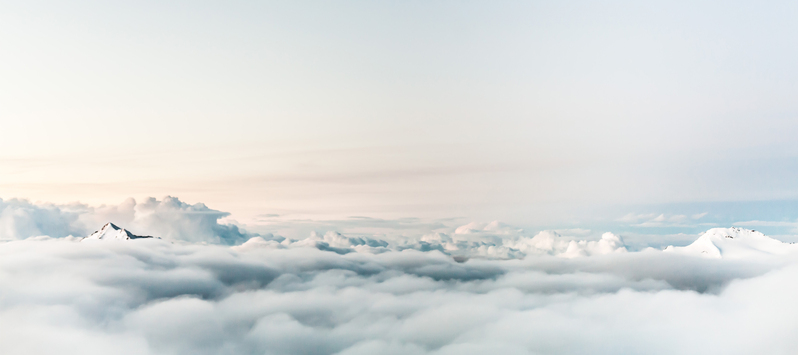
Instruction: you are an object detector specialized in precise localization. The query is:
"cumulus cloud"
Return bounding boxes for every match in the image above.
[4,197,798,354]
[0,236,796,355]
[0,196,252,244]
[0,198,84,240]
[0,197,633,258]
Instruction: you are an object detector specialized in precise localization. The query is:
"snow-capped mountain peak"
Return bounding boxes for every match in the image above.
[82,223,155,241]
[664,227,795,259]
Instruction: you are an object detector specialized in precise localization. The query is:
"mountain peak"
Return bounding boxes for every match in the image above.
[101,222,121,231]
[83,223,156,241]
[664,227,795,258]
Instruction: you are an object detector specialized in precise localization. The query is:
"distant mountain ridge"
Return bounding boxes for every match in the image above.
[82,222,155,241]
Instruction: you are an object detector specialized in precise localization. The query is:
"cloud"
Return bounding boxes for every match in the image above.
[453,221,522,235]
[0,236,796,355]
[0,197,634,258]
[692,212,709,219]
[0,198,85,240]
[244,229,627,260]
[0,196,253,244]
[734,220,798,227]
[116,196,251,245]
[0,195,630,259]
[618,212,708,228]
[5,197,798,353]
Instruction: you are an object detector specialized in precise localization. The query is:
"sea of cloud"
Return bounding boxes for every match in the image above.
[0,196,631,258]
[2,197,798,354]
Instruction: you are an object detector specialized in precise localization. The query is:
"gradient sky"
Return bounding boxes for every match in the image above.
[2,0,798,228]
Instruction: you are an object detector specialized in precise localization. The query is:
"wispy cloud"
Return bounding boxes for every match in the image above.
[618,212,709,227]
[733,220,798,227]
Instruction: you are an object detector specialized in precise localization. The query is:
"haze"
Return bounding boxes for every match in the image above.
[3,0,798,226]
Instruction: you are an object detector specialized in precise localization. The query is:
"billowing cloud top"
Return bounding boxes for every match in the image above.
[0,196,249,245]
[3,197,798,354]
[0,197,631,259]
[2,231,798,354]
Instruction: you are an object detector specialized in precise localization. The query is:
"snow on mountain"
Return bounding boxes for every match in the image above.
[82,223,155,241]
[664,227,797,259]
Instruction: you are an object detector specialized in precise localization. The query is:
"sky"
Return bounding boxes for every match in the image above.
[2,0,798,234]
[7,2,798,354]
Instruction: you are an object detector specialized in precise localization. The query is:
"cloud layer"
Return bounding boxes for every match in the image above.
[0,197,630,258]
[3,197,798,354]
[1,235,797,355]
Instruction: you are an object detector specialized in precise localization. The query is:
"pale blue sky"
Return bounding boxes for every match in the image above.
[2,0,798,227]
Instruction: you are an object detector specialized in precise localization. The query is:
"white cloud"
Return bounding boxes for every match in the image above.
[692,212,709,219]
[0,197,633,259]
[0,236,796,355]
[733,220,798,227]
[618,212,705,227]
[454,221,521,235]
[502,231,627,258]
[0,196,253,244]
[0,198,84,240]
[5,197,798,354]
